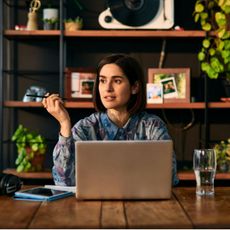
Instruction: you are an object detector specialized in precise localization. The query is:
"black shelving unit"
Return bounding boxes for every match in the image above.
[0,0,229,172]
[0,0,3,171]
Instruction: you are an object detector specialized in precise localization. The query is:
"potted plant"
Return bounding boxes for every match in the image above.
[193,0,230,88]
[64,17,83,31]
[42,0,59,30]
[11,124,47,172]
[214,138,230,172]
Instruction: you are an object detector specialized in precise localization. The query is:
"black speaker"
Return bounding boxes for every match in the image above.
[0,173,22,195]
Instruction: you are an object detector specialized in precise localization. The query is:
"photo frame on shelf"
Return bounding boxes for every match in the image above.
[146,83,163,104]
[65,67,97,100]
[148,68,190,103]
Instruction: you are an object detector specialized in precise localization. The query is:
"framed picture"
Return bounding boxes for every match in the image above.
[146,83,163,104]
[148,68,190,103]
[65,67,97,100]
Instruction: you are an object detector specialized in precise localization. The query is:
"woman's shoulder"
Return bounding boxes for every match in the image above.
[75,112,101,127]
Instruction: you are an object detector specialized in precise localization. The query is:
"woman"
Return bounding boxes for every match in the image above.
[43,54,179,186]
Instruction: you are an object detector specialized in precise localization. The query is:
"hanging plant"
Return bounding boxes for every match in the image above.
[193,0,230,80]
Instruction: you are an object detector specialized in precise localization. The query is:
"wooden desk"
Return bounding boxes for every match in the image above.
[0,187,230,228]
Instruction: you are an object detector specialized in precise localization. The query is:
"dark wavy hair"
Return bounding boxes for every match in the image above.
[93,54,146,115]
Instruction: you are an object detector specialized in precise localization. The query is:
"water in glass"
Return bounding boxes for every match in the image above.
[193,149,216,196]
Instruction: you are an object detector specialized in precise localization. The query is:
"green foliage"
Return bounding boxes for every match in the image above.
[214,138,230,170]
[193,0,230,80]
[11,124,47,172]
[64,16,83,26]
[42,18,59,24]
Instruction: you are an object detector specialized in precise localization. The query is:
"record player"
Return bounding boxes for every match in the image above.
[99,0,174,29]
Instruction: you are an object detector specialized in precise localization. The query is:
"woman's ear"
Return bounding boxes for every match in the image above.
[131,81,140,94]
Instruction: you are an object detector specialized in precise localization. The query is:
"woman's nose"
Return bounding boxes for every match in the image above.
[105,81,113,92]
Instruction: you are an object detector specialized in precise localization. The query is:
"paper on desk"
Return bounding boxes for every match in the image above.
[44,185,76,193]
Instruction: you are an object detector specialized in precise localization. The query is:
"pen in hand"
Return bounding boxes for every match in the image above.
[26,94,67,101]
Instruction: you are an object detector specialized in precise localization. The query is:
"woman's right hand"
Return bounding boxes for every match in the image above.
[42,93,71,137]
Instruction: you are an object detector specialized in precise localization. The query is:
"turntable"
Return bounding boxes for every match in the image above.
[99,0,174,29]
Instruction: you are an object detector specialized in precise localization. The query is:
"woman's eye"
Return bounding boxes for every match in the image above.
[99,78,106,83]
[115,79,122,84]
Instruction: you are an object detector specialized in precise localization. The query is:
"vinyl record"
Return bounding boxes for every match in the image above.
[107,0,160,27]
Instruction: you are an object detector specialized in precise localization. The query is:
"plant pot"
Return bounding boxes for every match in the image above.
[223,79,230,97]
[16,147,46,172]
[29,152,45,172]
[64,22,82,31]
[43,8,58,20]
[217,162,229,172]
[26,147,45,172]
[43,22,58,30]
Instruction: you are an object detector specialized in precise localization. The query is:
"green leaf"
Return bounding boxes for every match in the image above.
[201,61,208,70]
[202,22,212,31]
[22,158,28,166]
[209,48,215,56]
[16,165,24,173]
[26,133,33,140]
[222,50,230,59]
[217,40,225,50]
[200,12,208,20]
[215,12,226,27]
[207,69,219,79]
[194,13,200,22]
[32,143,39,151]
[25,162,32,170]
[15,155,23,165]
[195,3,204,13]
[198,51,206,61]
[224,40,230,50]
[222,31,230,39]
[210,57,224,73]
[201,62,219,79]
[217,28,226,38]
[202,38,211,48]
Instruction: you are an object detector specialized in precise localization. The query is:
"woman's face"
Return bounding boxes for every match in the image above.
[98,63,135,112]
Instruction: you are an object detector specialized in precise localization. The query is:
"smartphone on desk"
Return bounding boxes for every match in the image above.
[14,187,73,201]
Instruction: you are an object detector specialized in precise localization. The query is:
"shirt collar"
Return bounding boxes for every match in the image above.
[100,112,139,140]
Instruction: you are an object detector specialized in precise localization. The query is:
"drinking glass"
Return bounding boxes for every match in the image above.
[193,149,216,196]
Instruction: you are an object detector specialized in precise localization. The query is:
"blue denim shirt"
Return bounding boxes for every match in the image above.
[53,111,179,186]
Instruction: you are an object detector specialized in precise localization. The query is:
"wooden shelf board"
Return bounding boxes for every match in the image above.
[209,102,230,108]
[4,101,43,107]
[64,30,206,38]
[3,168,52,179]
[4,101,230,109]
[4,30,206,38]
[4,30,60,37]
[146,102,205,109]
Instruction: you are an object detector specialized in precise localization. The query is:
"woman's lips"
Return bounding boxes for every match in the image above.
[103,96,116,101]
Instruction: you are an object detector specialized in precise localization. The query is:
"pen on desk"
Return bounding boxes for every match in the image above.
[26,94,67,100]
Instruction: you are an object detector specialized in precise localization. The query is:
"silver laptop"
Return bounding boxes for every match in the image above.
[75,140,173,200]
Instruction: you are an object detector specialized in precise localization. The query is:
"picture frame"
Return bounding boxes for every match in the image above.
[146,83,163,104]
[148,68,190,103]
[65,67,97,100]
